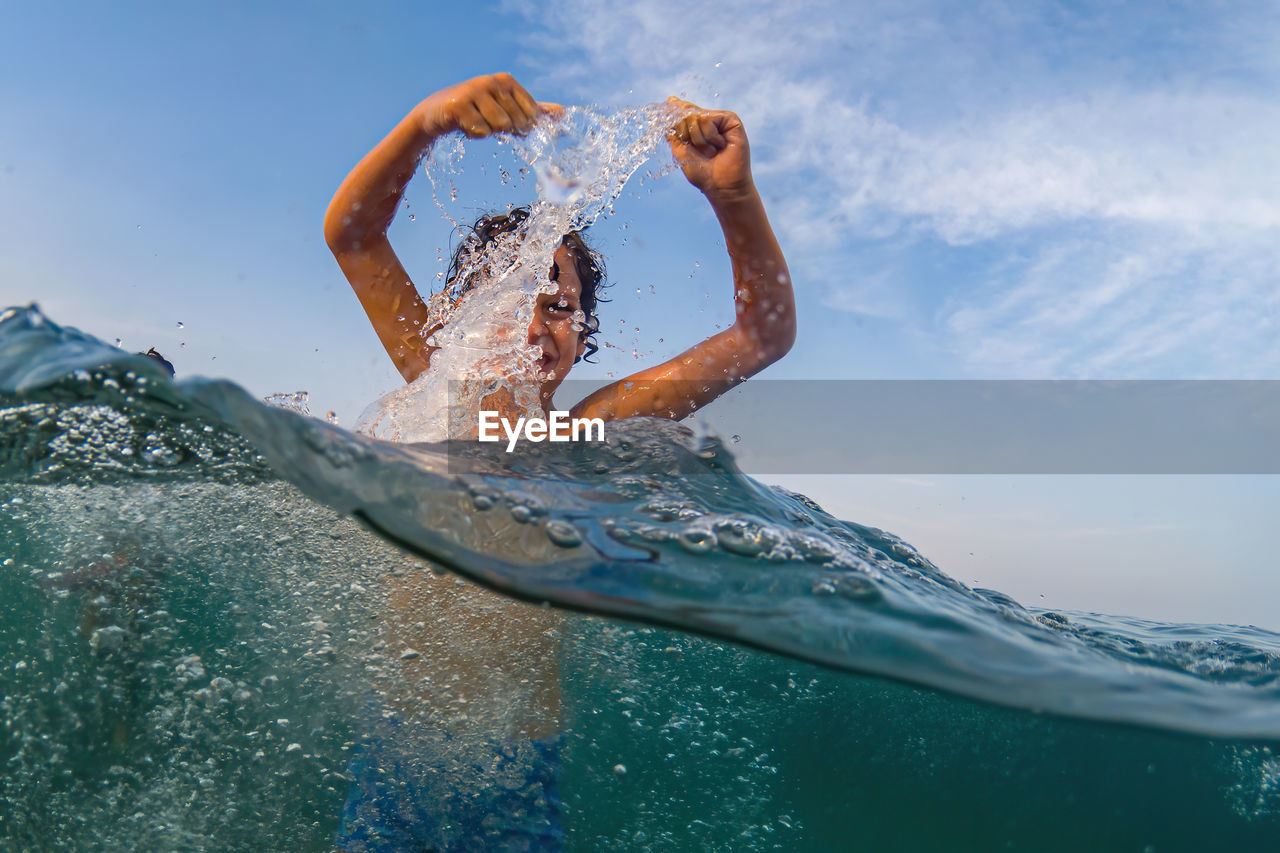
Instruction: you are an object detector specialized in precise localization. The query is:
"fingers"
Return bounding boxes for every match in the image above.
[453,73,554,138]
[454,99,493,138]
[688,116,727,152]
[491,87,533,132]
[477,91,527,135]
[509,82,538,121]
[670,109,729,159]
[489,72,538,132]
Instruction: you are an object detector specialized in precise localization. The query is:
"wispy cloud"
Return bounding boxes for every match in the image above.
[510,0,1280,376]
[820,271,908,319]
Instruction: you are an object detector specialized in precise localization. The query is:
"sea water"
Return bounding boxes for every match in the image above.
[2,307,1279,851]
[2,99,1279,850]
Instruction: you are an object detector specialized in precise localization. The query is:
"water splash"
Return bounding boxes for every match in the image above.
[357,103,679,443]
[6,306,1280,740]
[4,307,1280,848]
[262,390,313,417]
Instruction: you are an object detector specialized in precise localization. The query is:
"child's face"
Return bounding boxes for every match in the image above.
[529,243,588,399]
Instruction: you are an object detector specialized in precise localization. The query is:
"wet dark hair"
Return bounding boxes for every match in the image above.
[139,347,175,377]
[444,206,608,363]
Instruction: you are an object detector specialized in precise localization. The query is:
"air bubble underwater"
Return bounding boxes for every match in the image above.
[545,519,583,548]
[8,84,1280,846]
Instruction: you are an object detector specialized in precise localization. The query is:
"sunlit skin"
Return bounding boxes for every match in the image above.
[323,72,795,422]
[528,245,587,410]
[321,73,795,743]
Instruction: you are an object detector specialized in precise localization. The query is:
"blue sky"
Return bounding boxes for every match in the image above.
[3,1,1279,628]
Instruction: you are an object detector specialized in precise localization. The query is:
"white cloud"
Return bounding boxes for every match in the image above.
[820,272,907,319]
[509,0,1280,377]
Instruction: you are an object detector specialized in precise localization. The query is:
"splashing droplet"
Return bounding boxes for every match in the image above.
[677,528,716,554]
[835,575,881,602]
[545,520,583,548]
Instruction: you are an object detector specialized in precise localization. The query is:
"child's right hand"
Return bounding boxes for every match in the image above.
[417,73,562,139]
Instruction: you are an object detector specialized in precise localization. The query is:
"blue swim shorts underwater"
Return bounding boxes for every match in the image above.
[335,724,565,853]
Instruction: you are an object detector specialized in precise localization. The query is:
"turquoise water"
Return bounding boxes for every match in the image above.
[2,305,1279,850]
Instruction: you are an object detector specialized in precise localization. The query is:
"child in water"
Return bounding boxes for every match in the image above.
[323,73,794,851]
[324,72,794,421]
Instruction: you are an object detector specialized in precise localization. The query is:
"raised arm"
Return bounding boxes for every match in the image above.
[572,99,796,421]
[323,73,555,383]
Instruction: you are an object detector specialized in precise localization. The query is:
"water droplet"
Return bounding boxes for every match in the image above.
[176,321,184,329]
[613,763,627,776]
[677,528,716,554]
[730,434,740,443]
[472,494,494,510]
[835,575,880,602]
[409,214,416,221]
[794,534,837,563]
[545,520,582,548]
[714,519,775,557]
[511,504,534,524]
